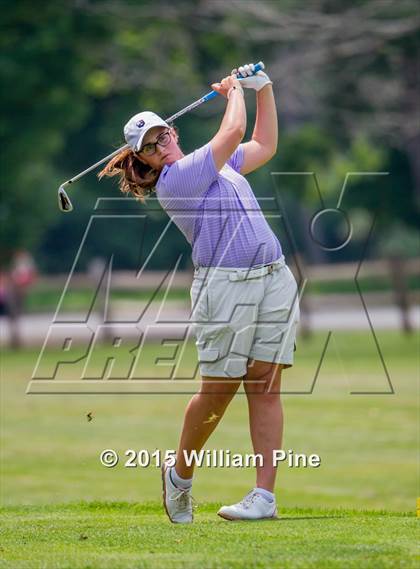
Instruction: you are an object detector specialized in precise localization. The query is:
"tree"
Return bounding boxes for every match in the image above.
[0,1,108,266]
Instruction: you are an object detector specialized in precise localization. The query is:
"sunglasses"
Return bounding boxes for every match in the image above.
[139,130,171,156]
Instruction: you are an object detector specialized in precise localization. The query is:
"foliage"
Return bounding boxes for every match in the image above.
[1,1,418,270]
[0,2,108,265]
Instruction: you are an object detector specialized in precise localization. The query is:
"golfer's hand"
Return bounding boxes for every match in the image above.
[231,63,272,92]
[211,75,242,99]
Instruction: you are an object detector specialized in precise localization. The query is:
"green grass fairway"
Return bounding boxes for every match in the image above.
[0,503,417,569]
[1,330,418,567]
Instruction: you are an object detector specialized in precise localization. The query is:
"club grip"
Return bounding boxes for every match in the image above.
[203,61,266,102]
[234,61,265,78]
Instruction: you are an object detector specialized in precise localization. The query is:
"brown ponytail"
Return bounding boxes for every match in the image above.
[98,147,160,203]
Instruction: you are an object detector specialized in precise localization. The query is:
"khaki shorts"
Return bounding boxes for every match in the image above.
[190,256,300,378]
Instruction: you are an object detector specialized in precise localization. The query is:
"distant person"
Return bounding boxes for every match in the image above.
[100,63,300,522]
[10,250,37,315]
[0,271,10,317]
[0,270,19,348]
[0,250,38,349]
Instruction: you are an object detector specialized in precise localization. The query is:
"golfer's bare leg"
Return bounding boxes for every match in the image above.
[175,376,242,479]
[244,360,285,492]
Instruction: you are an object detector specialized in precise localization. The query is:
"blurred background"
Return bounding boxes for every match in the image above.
[0,0,419,346]
[0,0,418,513]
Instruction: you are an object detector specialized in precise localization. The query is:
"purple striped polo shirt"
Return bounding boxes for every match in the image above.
[155,142,282,268]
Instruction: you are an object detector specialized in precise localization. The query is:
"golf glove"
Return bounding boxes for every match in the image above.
[231,63,272,92]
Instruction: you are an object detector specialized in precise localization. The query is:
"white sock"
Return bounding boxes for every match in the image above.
[170,467,192,490]
[254,487,275,503]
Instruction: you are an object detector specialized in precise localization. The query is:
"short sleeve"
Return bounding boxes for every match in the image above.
[157,143,218,201]
[226,144,245,173]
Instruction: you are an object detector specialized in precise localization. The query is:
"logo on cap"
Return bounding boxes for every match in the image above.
[136,120,145,128]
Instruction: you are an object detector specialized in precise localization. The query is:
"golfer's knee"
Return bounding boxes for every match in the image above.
[244,361,284,395]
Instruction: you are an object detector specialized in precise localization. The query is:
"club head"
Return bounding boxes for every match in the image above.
[58,185,73,212]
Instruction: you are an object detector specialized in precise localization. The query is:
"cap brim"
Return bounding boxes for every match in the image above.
[134,119,170,152]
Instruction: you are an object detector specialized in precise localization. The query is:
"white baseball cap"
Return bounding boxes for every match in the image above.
[124,111,170,152]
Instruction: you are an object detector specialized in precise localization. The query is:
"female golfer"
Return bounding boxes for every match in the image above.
[100,63,299,523]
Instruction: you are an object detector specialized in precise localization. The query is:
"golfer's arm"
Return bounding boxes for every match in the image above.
[240,85,278,175]
[210,89,246,171]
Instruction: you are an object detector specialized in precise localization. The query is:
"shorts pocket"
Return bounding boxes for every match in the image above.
[199,348,219,362]
[191,279,210,321]
[285,266,300,319]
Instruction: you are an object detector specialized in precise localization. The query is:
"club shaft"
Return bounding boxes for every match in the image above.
[63,144,130,186]
[60,61,265,190]
[62,96,214,187]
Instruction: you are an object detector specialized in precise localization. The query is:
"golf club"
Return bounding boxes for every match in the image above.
[57,62,265,212]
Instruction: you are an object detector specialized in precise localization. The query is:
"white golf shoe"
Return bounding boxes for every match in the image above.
[161,461,194,524]
[217,489,278,521]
